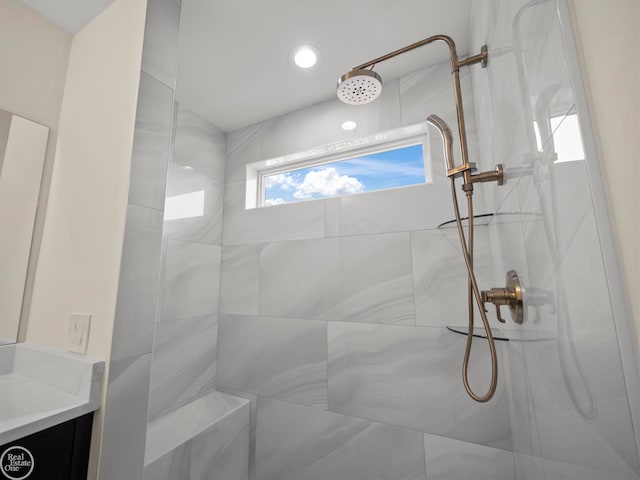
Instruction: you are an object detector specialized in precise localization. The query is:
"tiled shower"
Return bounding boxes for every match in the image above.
[97,0,640,479]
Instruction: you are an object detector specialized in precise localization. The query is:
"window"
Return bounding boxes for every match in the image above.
[247,123,430,208]
[533,113,585,163]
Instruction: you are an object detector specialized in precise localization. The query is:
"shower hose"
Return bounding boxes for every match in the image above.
[450,178,499,402]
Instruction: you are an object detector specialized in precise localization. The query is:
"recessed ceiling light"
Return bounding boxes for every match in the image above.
[293,45,318,69]
[341,120,357,131]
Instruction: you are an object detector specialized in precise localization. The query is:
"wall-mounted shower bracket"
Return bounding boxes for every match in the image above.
[481,270,524,324]
[458,163,505,192]
[458,45,488,69]
[470,164,504,186]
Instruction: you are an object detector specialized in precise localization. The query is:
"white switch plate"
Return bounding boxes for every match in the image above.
[68,313,91,354]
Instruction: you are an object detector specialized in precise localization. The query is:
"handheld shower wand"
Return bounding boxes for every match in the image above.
[337,35,519,402]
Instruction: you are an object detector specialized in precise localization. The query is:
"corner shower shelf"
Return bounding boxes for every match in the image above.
[446,325,554,342]
[437,211,543,229]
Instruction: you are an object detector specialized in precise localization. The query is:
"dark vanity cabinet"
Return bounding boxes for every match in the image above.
[0,413,93,480]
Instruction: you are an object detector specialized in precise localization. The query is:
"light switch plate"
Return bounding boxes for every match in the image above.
[68,313,91,354]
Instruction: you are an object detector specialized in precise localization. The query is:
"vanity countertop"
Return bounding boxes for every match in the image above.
[0,342,104,445]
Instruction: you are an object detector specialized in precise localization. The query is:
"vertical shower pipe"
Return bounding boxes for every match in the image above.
[352,36,499,401]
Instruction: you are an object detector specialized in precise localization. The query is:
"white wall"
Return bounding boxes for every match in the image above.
[25,0,147,477]
[569,0,640,347]
[0,0,71,340]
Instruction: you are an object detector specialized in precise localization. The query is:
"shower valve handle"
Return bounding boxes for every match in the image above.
[481,270,524,324]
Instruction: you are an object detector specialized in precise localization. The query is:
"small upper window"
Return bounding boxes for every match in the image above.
[247,123,431,208]
[263,144,425,206]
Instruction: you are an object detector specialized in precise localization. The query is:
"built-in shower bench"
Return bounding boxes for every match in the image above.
[144,390,250,479]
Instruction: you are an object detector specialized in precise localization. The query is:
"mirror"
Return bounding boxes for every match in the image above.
[0,109,49,345]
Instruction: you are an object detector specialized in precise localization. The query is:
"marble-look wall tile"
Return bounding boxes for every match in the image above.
[259,234,415,324]
[190,401,250,480]
[148,315,217,421]
[328,182,455,237]
[141,0,180,88]
[411,226,494,328]
[327,322,511,449]
[143,442,191,480]
[522,353,640,480]
[399,62,470,128]
[222,183,326,245]
[112,204,163,361]
[163,163,224,245]
[339,232,415,324]
[128,72,173,210]
[219,244,263,315]
[173,105,226,179]
[255,397,426,480]
[161,239,220,323]
[217,315,327,409]
[164,105,226,245]
[259,238,341,320]
[424,433,515,480]
[99,354,152,480]
[216,389,258,480]
[261,81,402,160]
[225,124,262,186]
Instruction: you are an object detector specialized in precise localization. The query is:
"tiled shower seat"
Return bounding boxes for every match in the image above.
[144,391,250,480]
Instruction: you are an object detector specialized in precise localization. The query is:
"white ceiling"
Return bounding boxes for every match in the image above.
[21,0,473,132]
[176,0,473,132]
[20,0,115,34]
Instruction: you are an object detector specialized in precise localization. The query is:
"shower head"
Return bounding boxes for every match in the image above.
[337,69,383,105]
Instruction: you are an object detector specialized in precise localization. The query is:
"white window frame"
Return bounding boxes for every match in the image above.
[245,122,432,209]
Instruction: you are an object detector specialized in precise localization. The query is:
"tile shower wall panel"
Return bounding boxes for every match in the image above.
[223,181,327,245]
[324,183,455,237]
[140,0,180,88]
[215,388,258,480]
[163,105,226,245]
[143,443,191,480]
[399,63,481,180]
[217,315,328,409]
[189,401,250,480]
[260,79,402,160]
[161,239,220,323]
[327,322,512,450]
[339,232,414,324]
[103,0,182,476]
[225,124,262,185]
[111,204,163,361]
[257,234,415,324]
[100,354,153,480]
[258,238,341,320]
[148,315,217,421]
[255,397,426,480]
[411,226,494,328]
[219,244,263,315]
[128,72,173,211]
[424,433,515,480]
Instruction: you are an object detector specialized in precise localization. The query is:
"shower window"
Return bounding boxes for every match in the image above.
[533,113,585,162]
[248,123,430,208]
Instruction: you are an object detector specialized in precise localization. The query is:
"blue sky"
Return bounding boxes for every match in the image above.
[264,144,426,206]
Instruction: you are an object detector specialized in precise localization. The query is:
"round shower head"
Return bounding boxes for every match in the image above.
[337,69,383,105]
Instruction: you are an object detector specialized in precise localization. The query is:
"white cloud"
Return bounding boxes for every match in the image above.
[293,168,364,199]
[264,173,298,191]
